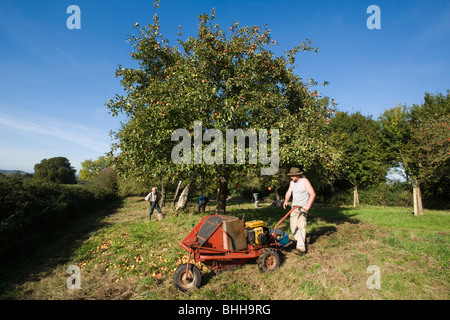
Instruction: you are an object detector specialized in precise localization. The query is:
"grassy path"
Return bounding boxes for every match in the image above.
[1,197,448,300]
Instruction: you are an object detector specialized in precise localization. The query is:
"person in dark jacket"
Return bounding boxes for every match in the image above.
[197,195,209,212]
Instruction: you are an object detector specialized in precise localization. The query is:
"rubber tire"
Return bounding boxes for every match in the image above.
[173,263,202,292]
[257,248,280,272]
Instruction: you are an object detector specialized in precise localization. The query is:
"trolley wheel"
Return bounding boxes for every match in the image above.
[257,248,280,272]
[173,263,201,291]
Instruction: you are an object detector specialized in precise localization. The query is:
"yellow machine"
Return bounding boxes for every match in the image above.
[245,220,264,228]
[245,220,267,245]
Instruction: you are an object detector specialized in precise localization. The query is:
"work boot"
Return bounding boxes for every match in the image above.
[293,248,306,255]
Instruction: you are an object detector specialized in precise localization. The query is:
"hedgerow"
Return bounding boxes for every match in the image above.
[0,176,118,259]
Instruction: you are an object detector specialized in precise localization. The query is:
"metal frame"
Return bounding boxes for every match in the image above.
[179,207,299,272]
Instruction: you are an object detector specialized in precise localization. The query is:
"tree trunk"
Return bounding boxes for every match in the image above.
[353,185,359,207]
[176,173,199,211]
[417,186,423,215]
[275,188,281,200]
[160,186,166,207]
[200,174,204,196]
[172,180,182,207]
[176,184,191,211]
[216,174,229,215]
[413,179,424,216]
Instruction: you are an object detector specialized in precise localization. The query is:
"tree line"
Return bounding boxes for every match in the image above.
[76,90,448,215]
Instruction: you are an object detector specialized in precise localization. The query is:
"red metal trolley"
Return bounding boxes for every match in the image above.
[173,207,298,291]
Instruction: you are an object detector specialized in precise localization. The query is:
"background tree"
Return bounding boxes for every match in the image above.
[409,91,450,208]
[379,91,449,214]
[107,7,337,214]
[90,168,119,195]
[380,104,422,214]
[329,111,388,206]
[264,168,291,201]
[79,156,110,182]
[80,155,152,197]
[33,157,77,184]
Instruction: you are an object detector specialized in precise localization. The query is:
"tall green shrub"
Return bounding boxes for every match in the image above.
[0,176,118,259]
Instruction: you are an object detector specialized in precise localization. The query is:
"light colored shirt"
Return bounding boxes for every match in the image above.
[291,178,310,207]
[145,192,157,202]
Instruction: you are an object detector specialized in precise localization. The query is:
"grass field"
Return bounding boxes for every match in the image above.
[0,196,448,300]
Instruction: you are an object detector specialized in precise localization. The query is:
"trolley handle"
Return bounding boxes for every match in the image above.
[272,206,301,239]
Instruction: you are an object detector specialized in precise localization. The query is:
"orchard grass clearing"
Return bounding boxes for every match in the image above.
[1,196,448,300]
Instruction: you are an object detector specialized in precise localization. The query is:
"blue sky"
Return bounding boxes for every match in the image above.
[0,0,449,173]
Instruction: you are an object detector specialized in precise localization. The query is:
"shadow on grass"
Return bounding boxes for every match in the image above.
[307,205,359,245]
[0,198,125,298]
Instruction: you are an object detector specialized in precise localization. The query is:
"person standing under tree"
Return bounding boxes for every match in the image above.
[197,195,209,212]
[283,167,316,255]
[145,187,162,221]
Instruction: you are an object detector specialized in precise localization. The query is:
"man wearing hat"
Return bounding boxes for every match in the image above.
[283,167,316,255]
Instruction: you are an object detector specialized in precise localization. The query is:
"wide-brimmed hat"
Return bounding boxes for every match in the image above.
[287,167,304,176]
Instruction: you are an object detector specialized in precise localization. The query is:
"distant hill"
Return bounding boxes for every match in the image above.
[0,169,31,175]
[0,170,80,177]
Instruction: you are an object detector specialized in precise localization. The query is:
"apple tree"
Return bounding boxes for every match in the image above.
[106,7,337,213]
